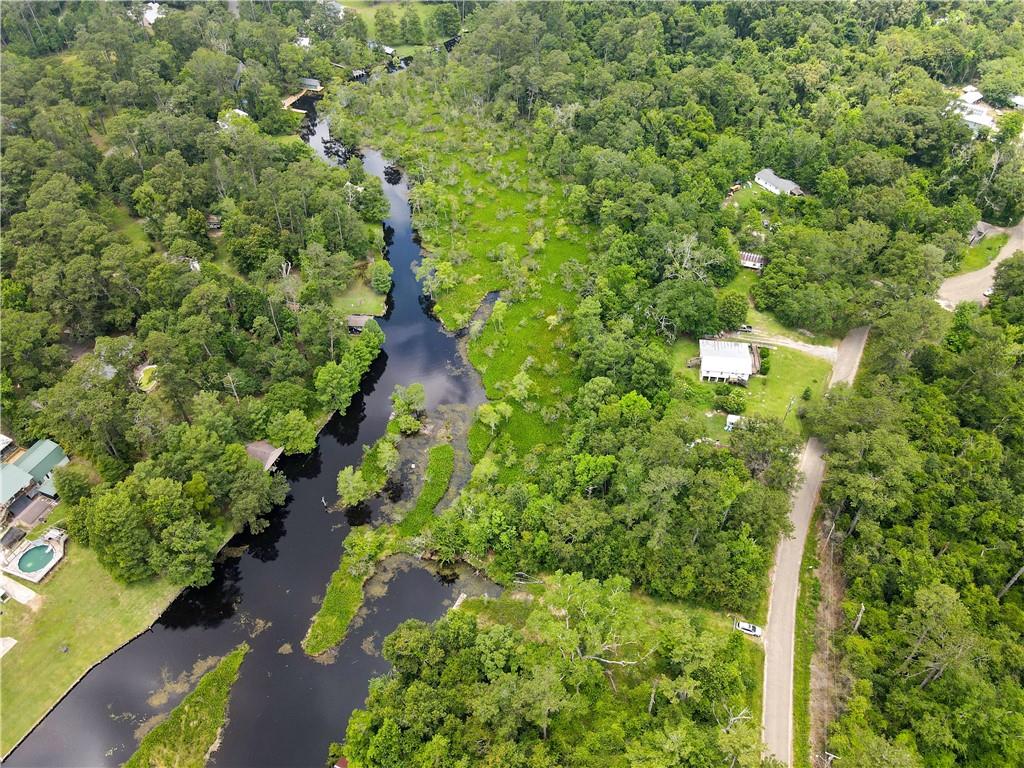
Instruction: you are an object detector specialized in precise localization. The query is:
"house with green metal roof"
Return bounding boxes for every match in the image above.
[13,439,69,484]
[0,464,35,512]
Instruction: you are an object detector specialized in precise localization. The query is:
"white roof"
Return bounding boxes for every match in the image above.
[0,435,12,453]
[754,168,803,195]
[1011,95,1024,109]
[143,2,163,25]
[959,90,984,105]
[296,36,311,49]
[700,339,753,378]
[963,109,996,130]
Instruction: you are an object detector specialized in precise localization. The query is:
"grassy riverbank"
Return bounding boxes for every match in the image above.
[124,643,250,768]
[303,442,456,655]
[0,544,181,756]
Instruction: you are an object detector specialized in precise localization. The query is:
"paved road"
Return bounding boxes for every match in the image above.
[937,218,1024,310]
[761,326,868,766]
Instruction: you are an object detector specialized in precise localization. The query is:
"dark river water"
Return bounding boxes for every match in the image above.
[8,104,489,768]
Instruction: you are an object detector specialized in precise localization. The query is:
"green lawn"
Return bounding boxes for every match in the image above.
[956,232,1009,274]
[0,544,181,755]
[331,276,386,316]
[743,347,831,423]
[124,643,249,768]
[98,198,155,252]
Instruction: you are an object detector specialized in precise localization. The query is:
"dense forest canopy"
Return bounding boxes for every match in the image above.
[1,0,392,585]
[1,2,1022,767]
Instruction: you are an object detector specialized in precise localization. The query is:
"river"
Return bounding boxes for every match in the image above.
[7,103,490,768]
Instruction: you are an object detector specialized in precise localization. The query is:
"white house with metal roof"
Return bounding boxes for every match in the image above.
[754,168,804,196]
[699,339,757,384]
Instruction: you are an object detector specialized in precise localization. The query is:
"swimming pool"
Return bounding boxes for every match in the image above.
[17,545,54,574]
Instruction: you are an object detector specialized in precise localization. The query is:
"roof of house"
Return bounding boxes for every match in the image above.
[299,77,322,90]
[13,439,68,483]
[0,435,12,454]
[959,89,984,105]
[347,314,373,328]
[754,168,803,195]
[699,339,754,378]
[0,463,35,507]
[1012,95,1024,109]
[962,109,996,130]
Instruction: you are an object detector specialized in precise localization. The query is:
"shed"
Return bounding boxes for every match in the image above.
[959,87,984,106]
[13,439,69,484]
[0,434,13,459]
[206,214,222,230]
[1,527,26,553]
[347,314,373,332]
[1012,95,1024,110]
[754,168,804,196]
[245,441,284,471]
[699,339,755,384]
[0,464,35,511]
[739,251,765,270]
[299,77,323,91]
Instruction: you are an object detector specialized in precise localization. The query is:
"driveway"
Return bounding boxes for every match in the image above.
[761,326,868,765]
[937,218,1024,310]
[1,575,43,612]
[722,331,838,363]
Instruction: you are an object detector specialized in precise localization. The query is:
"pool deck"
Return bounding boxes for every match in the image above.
[1,537,65,585]
[0,575,42,611]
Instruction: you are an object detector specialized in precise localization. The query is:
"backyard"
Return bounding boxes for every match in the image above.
[0,543,181,755]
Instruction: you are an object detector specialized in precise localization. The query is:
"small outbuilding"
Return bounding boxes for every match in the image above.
[346,314,374,333]
[699,339,758,385]
[754,168,804,197]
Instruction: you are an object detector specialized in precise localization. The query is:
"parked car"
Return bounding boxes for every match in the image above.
[734,620,762,637]
[983,287,994,297]
[738,324,753,333]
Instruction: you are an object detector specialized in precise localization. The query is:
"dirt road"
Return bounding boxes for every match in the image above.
[937,218,1024,310]
[761,326,868,766]
[723,331,838,363]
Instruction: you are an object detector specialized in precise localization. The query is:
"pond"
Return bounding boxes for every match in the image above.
[7,102,492,768]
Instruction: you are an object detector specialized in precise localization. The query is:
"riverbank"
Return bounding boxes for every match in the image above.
[0,544,181,756]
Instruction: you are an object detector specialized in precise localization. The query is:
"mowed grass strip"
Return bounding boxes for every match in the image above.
[124,643,250,768]
[0,544,181,756]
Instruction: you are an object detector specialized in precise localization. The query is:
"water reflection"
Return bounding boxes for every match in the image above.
[7,102,491,768]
